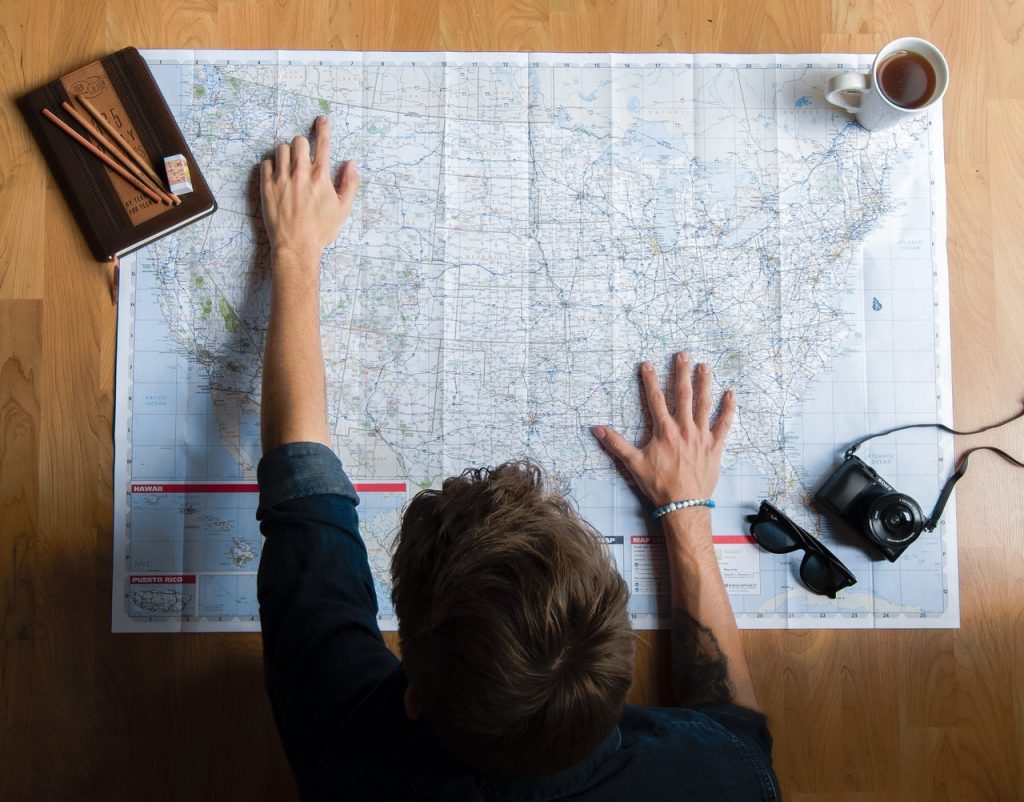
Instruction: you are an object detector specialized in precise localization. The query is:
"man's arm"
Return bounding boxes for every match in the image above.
[260,115,359,452]
[592,352,760,712]
[256,120,406,783]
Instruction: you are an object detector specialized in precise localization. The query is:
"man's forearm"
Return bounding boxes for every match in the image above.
[261,250,330,452]
[662,509,760,712]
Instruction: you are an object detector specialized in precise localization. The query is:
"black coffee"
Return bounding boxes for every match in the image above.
[876,50,937,109]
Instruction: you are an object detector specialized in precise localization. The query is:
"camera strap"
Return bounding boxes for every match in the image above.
[843,404,1024,531]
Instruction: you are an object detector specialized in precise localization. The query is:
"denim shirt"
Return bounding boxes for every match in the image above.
[257,442,781,801]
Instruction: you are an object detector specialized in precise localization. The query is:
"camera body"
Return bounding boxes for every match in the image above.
[814,455,925,562]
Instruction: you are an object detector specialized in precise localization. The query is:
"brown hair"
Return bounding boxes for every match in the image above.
[391,460,635,776]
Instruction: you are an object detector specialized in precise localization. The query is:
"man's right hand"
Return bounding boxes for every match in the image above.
[594,354,758,712]
[591,352,735,506]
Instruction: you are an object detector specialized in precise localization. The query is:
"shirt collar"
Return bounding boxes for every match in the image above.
[474,725,622,802]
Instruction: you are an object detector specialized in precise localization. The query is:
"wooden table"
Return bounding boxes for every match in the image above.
[2,1,1022,799]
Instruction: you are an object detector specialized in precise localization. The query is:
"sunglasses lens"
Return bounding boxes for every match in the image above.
[801,552,852,596]
[752,519,800,553]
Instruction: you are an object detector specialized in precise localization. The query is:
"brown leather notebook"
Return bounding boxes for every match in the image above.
[19,47,216,261]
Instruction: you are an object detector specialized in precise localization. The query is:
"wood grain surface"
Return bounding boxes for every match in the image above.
[1,1,1022,799]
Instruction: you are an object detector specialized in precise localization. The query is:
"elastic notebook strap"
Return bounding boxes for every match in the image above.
[842,404,1024,532]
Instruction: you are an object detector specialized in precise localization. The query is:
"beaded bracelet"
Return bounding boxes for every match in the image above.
[651,498,716,519]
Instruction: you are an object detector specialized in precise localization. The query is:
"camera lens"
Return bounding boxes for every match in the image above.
[866,493,923,544]
[884,506,913,535]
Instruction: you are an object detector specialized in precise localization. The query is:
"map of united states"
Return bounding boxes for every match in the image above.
[115,53,955,631]
[149,58,920,507]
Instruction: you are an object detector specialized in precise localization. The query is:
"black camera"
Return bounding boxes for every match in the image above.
[814,455,925,562]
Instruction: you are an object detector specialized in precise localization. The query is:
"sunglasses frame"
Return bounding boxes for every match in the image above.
[746,500,857,599]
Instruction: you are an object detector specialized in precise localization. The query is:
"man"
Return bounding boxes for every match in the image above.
[257,117,780,800]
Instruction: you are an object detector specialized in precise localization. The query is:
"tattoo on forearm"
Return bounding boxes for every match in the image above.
[670,607,736,705]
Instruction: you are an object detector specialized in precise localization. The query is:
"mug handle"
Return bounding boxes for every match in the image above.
[826,72,870,113]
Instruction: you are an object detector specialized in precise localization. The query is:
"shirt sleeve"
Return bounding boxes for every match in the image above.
[256,441,400,780]
[693,702,777,767]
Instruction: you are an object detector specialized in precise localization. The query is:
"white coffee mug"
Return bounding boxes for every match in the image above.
[826,37,949,131]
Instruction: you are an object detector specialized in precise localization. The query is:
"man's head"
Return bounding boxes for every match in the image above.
[391,460,635,776]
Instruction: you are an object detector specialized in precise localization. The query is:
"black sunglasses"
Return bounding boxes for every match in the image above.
[746,500,857,599]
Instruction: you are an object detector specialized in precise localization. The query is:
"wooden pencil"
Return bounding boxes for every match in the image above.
[60,101,173,205]
[41,108,164,205]
[76,94,181,204]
